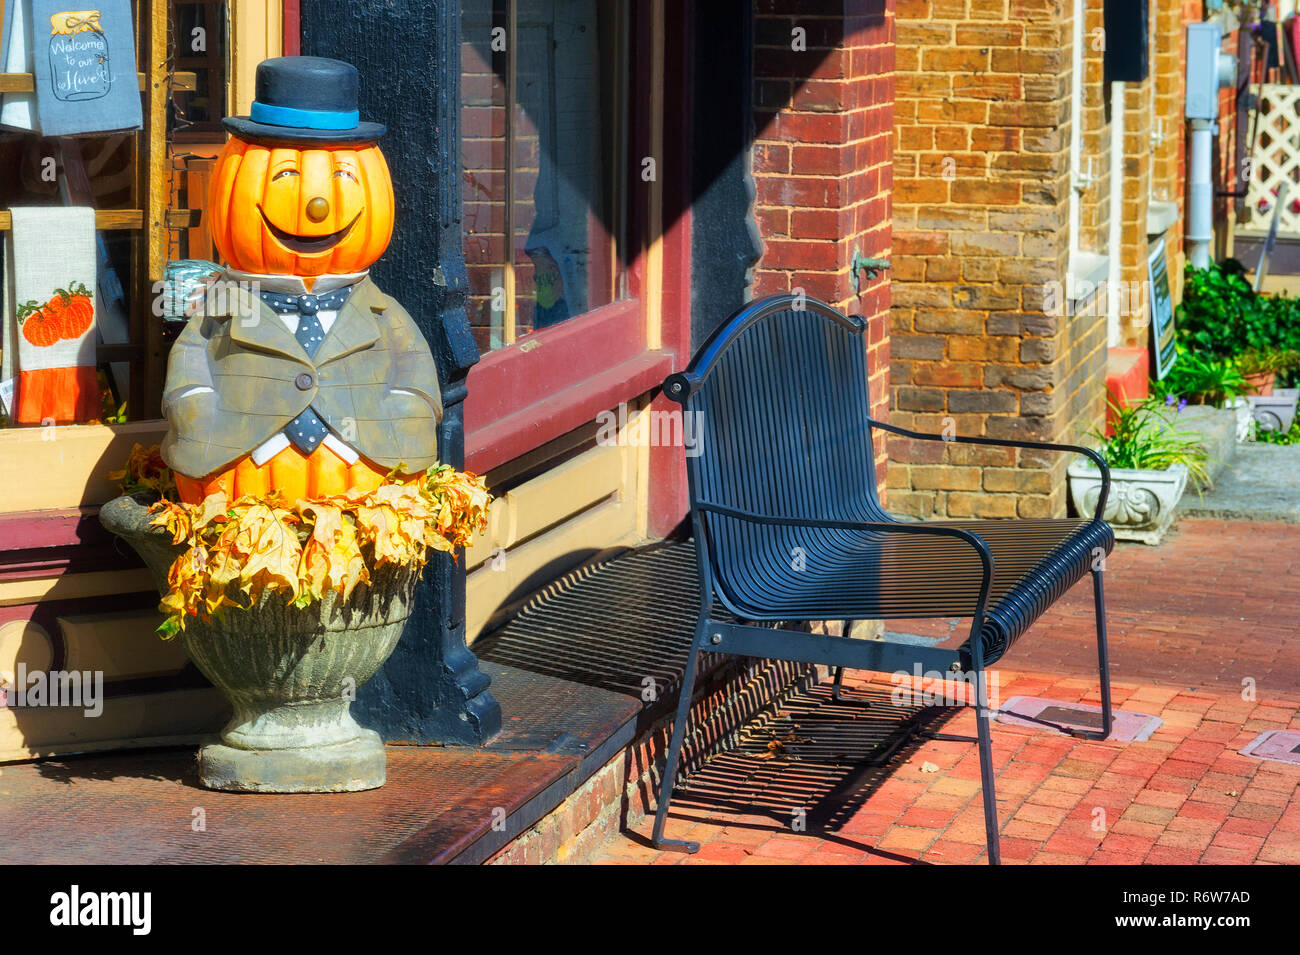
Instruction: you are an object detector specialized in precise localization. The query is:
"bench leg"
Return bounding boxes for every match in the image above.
[1070,568,1114,742]
[971,641,1002,866]
[832,621,870,704]
[651,628,706,854]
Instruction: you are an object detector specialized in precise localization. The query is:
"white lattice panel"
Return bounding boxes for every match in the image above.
[1243,84,1300,235]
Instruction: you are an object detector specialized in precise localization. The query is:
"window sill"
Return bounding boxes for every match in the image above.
[1066,252,1110,303]
[0,420,167,515]
[465,349,674,475]
[1146,199,1178,238]
[463,298,674,474]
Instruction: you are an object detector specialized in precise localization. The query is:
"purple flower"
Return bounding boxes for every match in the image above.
[1165,394,1177,406]
[1177,398,1188,412]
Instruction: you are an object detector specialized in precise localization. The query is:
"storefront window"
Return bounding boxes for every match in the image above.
[0,2,211,430]
[172,0,228,139]
[461,0,627,354]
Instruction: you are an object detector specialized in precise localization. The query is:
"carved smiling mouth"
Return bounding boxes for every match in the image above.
[257,206,361,255]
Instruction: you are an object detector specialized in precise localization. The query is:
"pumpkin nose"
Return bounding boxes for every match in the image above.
[305,197,330,222]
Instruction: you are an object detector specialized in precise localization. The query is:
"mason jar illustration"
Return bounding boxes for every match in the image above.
[48,11,111,102]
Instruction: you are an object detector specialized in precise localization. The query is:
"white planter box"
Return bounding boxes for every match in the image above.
[1068,459,1189,546]
[1247,388,1299,435]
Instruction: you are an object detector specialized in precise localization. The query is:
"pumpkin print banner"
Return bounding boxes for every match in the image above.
[2,206,99,423]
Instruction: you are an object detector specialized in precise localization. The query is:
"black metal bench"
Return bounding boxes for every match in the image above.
[652,294,1115,865]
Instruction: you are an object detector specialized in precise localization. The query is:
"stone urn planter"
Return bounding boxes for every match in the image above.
[1068,459,1189,545]
[1247,388,1299,435]
[101,493,417,793]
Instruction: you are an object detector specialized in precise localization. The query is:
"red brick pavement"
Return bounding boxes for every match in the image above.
[889,519,1300,696]
[591,519,1300,865]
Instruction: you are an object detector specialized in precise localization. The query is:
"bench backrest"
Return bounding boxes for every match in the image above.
[664,296,882,593]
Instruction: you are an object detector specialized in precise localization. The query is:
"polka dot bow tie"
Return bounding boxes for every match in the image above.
[258,287,353,453]
[259,287,354,351]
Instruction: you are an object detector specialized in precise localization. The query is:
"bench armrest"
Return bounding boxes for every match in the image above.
[696,502,995,635]
[870,418,1111,522]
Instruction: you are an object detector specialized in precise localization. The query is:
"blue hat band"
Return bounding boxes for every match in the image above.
[249,101,360,131]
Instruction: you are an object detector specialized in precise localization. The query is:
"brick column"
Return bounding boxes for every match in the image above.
[1152,0,1188,300]
[890,0,1107,519]
[752,0,896,478]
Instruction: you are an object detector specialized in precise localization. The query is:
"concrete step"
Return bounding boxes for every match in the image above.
[1158,404,1240,490]
[1179,443,1300,523]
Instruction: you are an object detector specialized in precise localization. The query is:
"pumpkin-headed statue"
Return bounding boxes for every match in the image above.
[161,56,440,504]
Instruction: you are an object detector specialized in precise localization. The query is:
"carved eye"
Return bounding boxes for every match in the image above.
[272,169,300,181]
[334,169,358,183]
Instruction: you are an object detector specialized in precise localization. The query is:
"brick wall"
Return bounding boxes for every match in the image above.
[1080,0,1110,257]
[889,0,1194,519]
[890,0,1103,520]
[751,0,896,473]
[1152,0,1189,301]
[1115,2,1156,348]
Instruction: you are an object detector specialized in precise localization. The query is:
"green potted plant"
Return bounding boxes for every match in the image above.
[1237,349,1300,434]
[1235,347,1298,396]
[1154,347,1248,406]
[1069,397,1210,545]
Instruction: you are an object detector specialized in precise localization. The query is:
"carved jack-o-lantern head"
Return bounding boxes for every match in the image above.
[208,56,394,277]
[207,138,394,277]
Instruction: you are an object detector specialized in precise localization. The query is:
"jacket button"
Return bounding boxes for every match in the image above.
[295,372,314,391]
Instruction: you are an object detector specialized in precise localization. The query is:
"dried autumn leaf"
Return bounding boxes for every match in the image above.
[110,442,177,498]
[191,491,231,532]
[298,501,369,601]
[233,502,302,602]
[150,500,192,545]
[137,447,492,639]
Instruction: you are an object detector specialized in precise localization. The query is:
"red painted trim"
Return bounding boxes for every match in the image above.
[0,508,96,550]
[465,350,675,475]
[464,298,644,430]
[0,507,145,578]
[647,0,694,538]
[282,0,301,56]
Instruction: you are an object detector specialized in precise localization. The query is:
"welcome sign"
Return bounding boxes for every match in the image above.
[47,9,111,101]
[23,1,140,134]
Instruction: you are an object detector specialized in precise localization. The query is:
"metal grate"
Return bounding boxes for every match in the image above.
[996,696,1161,742]
[1240,730,1300,766]
[473,540,707,699]
[672,681,949,836]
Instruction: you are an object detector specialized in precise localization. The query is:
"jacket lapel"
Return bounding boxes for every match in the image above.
[228,295,311,364]
[314,279,382,366]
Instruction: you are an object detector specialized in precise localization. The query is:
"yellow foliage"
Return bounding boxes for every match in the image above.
[146,461,490,639]
[108,443,177,499]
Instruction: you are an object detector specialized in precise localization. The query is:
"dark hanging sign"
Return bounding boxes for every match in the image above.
[1148,236,1176,379]
[1103,0,1150,84]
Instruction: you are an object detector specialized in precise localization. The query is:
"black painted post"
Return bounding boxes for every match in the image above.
[689,0,760,349]
[300,0,501,743]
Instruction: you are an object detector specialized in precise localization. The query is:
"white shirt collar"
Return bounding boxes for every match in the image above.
[221,268,369,296]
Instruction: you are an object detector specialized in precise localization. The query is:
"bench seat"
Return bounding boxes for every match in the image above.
[706,515,1114,667]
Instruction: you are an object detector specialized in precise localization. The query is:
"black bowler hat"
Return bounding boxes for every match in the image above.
[223,57,385,145]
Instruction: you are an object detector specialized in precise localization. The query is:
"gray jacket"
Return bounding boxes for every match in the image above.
[161,277,443,479]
